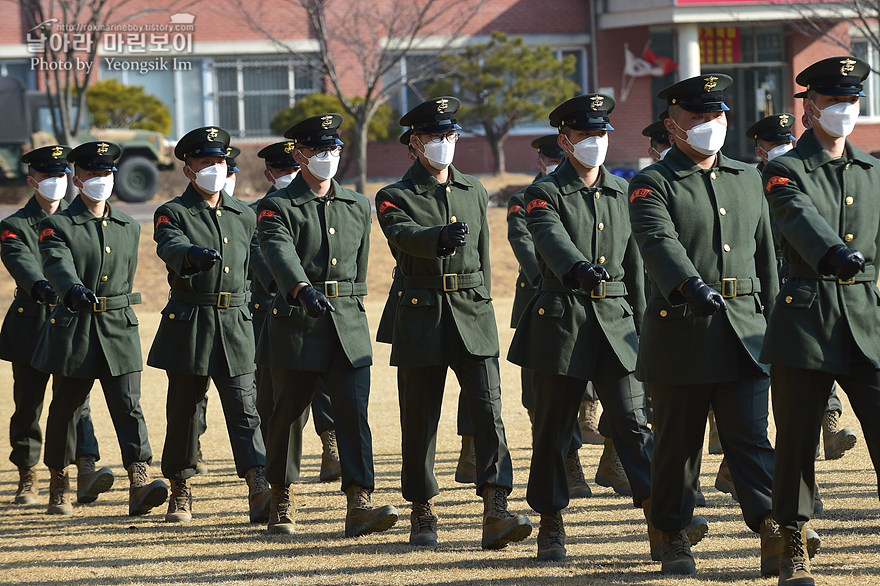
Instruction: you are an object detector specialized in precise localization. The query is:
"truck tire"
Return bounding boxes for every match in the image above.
[114,156,160,202]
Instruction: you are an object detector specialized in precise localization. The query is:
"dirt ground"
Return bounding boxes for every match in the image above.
[0,209,878,585]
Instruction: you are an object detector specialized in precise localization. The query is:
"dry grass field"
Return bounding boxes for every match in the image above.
[0,207,878,585]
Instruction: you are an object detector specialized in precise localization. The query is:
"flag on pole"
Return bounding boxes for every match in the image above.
[624,45,663,77]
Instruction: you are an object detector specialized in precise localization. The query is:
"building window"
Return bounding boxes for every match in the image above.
[853,40,879,117]
[213,56,321,138]
[0,61,35,88]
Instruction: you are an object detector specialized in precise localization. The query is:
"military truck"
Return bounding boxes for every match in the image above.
[0,76,174,202]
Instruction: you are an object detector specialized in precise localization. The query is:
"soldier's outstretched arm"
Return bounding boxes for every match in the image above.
[524,184,586,284]
[1,219,46,295]
[375,190,447,259]
[248,223,276,293]
[754,189,779,316]
[622,232,646,333]
[153,207,200,277]
[255,197,309,300]
[506,190,541,285]
[37,219,81,299]
[356,199,370,285]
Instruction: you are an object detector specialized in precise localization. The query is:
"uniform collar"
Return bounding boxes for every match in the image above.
[796,128,874,172]
[282,173,358,206]
[554,159,623,195]
[181,183,244,215]
[24,195,67,225]
[67,196,128,225]
[408,159,473,194]
[662,144,744,179]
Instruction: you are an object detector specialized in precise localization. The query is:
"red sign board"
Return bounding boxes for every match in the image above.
[699,27,741,64]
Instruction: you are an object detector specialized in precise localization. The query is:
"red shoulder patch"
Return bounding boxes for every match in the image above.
[257,209,276,221]
[39,228,54,243]
[507,204,522,217]
[1,229,18,242]
[629,188,652,203]
[526,199,548,214]
[377,201,398,214]
[765,176,791,193]
[155,215,170,229]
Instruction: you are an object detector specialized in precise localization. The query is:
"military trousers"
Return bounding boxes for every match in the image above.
[266,345,373,491]
[161,371,265,480]
[771,362,880,532]
[43,369,152,471]
[10,361,100,468]
[520,367,584,454]
[398,355,513,502]
[527,347,653,514]
[649,375,774,533]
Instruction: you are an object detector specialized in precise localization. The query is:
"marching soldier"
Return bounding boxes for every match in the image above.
[643,115,672,162]
[149,127,269,523]
[35,141,166,517]
[256,114,398,537]
[2,145,107,506]
[376,96,532,549]
[762,56,880,586]
[255,141,341,482]
[628,75,818,577]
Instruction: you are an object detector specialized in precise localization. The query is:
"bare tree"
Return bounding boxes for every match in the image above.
[240,0,481,192]
[781,1,880,72]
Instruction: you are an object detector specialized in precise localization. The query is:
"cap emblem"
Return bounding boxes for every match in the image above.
[226,147,232,156]
[840,58,857,76]
[436,98,449,113]
[50,146,63,158]
[284,142,296,153]
[779,114,790,127]
[590,95,604,111]
[96,142,109,155]
[703,76,719,92]
[320,115,334,129]
[206,128,219,141]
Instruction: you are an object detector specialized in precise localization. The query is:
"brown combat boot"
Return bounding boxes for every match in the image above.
[707,408,723,454]
[565,450,592,498]
[165,478,192,522]
[75,455,114,504]
[46,467,73,515]
[595,437,632,497]
[245,465,271,523]
[578,399,604,445]
[455,435,477,484]
[127,462,168,516]
[267,484,295,534]
[779,526,814,585]
[536,511,566,561]
[822,410,857,460]
[660,529,696,575]
[714,457,738,501]
[344,486,398,537]
[319,429,342,482]
[15,466,38,505]
[480,485,532,550]
[761,516,784,576]
[409,500,438,546]
[643,497,708,561]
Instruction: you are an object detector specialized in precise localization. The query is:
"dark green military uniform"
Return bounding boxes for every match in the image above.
[508,95,652,518]
[628,75,778,538]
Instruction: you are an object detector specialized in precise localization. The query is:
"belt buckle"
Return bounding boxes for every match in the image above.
[442,273,458,292]
[838,276,856,285]
[590,280,607,299]
[93,297,107,312]
[324,281,339,298]
[721,278,737,298]
[216,292,231,309]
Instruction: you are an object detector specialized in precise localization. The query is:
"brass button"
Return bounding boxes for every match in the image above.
[168,313,175,320]
[17,307,23,313]
[50,318,56,324]
[411,298,418,305]
[250,313,253,318]
[223,237,228,244]
[451,250,456,256]
[450,216,457,223]
[538,308,545,315]
[710,171,717,180]
[446,186,451,193]
[520,282,525,288]
[326,200,331,206]
[781,277,787,284]
[216,209,222,216]
[719,207,727,216]
[102,220,108,227]
[101,276,108,282]
[224,266,230,273]
[846,196,854,205]
[397,291,402,297]
[594,192,600,199]
[845,163,851,170]
[254,303,260,309]
[785,296,793,304]
[723,244,731,252]
[845,233,854,242]
[329,227,336,235]
[659,310,668,317]
[598,222,605,230]
[273,308,278,315]
[598,255,606,263]
[104,246,111,253]
[331,258,338,265]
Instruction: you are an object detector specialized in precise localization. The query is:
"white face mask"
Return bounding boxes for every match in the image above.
[422,139,456,170]
[224,175,236,196]
[272,172,297,190]
[78,175,114,201]
[764,143,793,161]
[568,134,608,169]
[542,163,558,176]
[189,162,227,194]
[812,100,860,138]
[303,150,340,180]
[659,147,671,160]
[674,117,727,156]
[35,175,68,201]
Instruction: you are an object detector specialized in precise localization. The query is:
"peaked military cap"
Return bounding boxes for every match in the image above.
[549,94,615,131]
[530,134,564,159]
[284,114,344,149]
[746,113,795,143]
[658,74,732,113]
[399,96,462,134]
[642,121,671,145]
[21,145,71,174]
[257,141,301,169]
[793,56,869,98]
[399,128,413,146]
[225,146,241,173]
[174,126,230,161]
[67,141,121,171]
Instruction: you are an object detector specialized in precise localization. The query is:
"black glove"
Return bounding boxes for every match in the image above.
[295,285,336,318]
[569,261,611,291]
[65,284,98,312]
[680,277,726,317]
[438,221,469,249]
[32,280,58,305]
[819,244,865,280]
[186,246,222,272]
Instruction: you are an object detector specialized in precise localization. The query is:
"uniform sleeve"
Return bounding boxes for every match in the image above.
[256,197,309,298]
[0,219,46,293]
[248,226,276,292]
[622,232,646,334]
[37,218,81,298]
[478,189,492,296]
[762,159,842,270]
[754,190,779,317]
[153,205,198,277]
[628,172,699,304]
[375,189,445,258]
[356,200,370,286]
[524,183,586,283]
[506,191,541,284]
